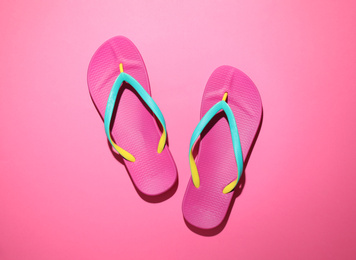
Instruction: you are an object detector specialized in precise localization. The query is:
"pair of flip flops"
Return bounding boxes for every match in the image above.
[87,36,262,230]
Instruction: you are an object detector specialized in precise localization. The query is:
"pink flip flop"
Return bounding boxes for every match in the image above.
[182,65,262,229]
[87,36,177,196]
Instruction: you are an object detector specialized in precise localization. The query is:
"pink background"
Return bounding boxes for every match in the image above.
[1,0,356,259]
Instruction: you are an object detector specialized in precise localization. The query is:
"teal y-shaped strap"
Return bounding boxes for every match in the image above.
[189,93,243,194]
[104,63,167,162]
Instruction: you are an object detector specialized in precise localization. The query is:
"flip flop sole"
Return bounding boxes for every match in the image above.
[88,36,177,196]
[183,65,262,229]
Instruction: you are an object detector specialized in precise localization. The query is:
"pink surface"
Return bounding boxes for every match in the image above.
[183,66,262,230]
[87,36,177,196]
[0,0,356,259]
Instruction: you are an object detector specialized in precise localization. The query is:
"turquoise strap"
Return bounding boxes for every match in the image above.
[104,69,167,162]
[189,95,243,193]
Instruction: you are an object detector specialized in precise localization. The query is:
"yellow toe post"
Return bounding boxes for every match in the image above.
[222,92,228,102]
[119,63,124,73]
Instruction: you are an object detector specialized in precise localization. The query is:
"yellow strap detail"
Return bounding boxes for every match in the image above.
[157,128,166,153]
[119,63,124,73]
[223,179,238,194]
[108,134,136,162]
[190,150,200,188]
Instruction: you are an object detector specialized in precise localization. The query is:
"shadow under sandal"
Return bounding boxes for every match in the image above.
[182,65,262,230]
[87,36,177,196]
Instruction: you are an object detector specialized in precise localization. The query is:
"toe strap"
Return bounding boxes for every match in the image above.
[189,93,243,194]
[104,63,167,162]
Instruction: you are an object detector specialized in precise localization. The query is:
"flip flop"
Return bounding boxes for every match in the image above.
[87,36,177,196]
[182,65,262,229]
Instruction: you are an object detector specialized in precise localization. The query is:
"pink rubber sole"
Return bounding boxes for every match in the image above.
[87,36,177,196]
[182,66,262,229]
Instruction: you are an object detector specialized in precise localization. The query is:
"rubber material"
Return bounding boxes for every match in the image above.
[87,36,177,196]
[104,69,167,162]
[182,65,262,229]
[189,93,243,194]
